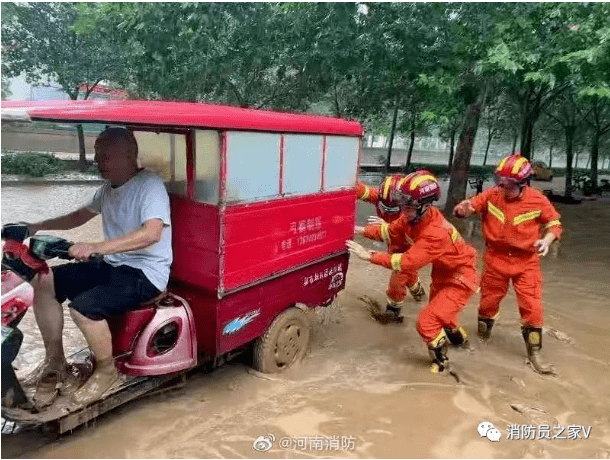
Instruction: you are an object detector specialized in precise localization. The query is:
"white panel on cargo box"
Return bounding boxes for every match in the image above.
[324,136,359,190]
[226,131,281,202]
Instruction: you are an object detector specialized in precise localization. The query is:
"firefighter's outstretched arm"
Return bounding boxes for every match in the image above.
[453,200,476,218]
[346,240,372,260]
[454,188,494,218]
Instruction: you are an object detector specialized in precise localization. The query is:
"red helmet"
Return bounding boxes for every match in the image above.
[495,153,533,183]
[376,175,402,218]
[393,170,441,207]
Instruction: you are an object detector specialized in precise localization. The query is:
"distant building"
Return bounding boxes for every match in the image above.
[4,74,128,101]
[77,83,129,100]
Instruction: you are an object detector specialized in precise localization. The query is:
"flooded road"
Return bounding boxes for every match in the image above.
[2,181,610,458]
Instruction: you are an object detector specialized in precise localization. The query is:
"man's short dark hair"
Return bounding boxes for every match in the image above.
[95,127,138,158]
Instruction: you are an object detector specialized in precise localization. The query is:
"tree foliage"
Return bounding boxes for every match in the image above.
[3,2,610,201]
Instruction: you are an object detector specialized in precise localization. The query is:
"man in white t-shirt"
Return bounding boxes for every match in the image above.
[26,127,172,407]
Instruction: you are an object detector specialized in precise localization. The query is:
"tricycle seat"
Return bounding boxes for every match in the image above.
[109,291,168,357]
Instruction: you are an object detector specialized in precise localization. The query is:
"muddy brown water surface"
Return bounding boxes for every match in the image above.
[1,181,610,458]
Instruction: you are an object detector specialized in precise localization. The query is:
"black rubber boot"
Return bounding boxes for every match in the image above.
[428,335,450,373]
[522,326,555,375]
[408,282,426,302]
[477,316,495,341]
[444,326,470,348]
[384,304,404,323]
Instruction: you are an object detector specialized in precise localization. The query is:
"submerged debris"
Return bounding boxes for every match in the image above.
[358,295,403,324]
[546,328,575,345]
[510,403,558,427]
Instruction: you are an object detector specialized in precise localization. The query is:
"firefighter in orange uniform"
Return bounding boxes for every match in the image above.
[357,176,426,322]
[349,171,478,373]
[453,153,562,374]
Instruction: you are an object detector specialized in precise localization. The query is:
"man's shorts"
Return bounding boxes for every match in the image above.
[52,260,161,321]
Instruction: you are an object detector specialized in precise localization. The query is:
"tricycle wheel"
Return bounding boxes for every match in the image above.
[252,307,311,373]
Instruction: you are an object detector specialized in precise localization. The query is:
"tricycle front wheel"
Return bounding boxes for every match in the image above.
[252,307,311,373]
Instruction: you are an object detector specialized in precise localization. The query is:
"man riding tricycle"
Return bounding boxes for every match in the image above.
[1,100,362,433]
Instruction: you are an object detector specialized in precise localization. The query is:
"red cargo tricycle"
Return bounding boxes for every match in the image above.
[1,100,362,433]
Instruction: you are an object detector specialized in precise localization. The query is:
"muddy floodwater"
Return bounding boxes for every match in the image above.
[1,180,610,458]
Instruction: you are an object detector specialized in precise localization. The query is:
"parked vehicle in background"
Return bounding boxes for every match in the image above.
[532,161,553,181]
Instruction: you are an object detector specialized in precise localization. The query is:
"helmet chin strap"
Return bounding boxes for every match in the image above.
[406,202,431,223]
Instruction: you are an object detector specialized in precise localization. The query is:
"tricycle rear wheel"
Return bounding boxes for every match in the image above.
[252,307,311,373]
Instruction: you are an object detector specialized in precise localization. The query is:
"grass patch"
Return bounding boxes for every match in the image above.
[1,152,65,177]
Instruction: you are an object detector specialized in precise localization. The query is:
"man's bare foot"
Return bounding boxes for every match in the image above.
[71,362,119,406]
[33,358,68,409]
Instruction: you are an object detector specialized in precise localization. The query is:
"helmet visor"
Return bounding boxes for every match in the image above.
[494,174,520,192]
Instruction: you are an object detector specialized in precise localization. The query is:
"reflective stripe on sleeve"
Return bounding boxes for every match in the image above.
[380,223,391,244]
[451,226,459,242]
[543,220,561,229]
[390,254,402,271]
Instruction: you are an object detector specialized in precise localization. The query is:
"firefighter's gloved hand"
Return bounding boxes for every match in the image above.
[367,216,385,225]
[354,226,365,235]
[346,240,372,261]
[453,200,474,218]
[534,234,555,257]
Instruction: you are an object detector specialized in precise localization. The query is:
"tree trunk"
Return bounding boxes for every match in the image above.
[520,113,536,159]
[67,93,88,173]
[511,131,518,155]
[76,124,87,172]
[590,131,600,186]
[444,95,485,217]
[548,144,553,168]
[564,128,575,198]
[531,137,535,160]
[483,132,492,165]
[447,128,456,174]
[385,96,400,174]
[403,128,416,173]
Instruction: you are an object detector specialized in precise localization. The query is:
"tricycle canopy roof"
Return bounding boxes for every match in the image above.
[1,100,363,136]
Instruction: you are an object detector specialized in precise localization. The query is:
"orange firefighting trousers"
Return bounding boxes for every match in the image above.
[416,274,475,344]
[478,248,543,327]
[386,270,420,306]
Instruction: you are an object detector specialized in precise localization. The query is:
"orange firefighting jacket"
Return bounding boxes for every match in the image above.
[468,186,562,253]
[366,207,478,290]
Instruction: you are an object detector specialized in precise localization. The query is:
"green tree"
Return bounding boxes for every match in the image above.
[485,3,610,160]
[584,95,610,186]
[2,2,123,170]
[544,87,590,197]
[480,92,518,165]
[351,2,449,173]
[399,89,433,173]
[416,70,465,173]
[440,2,500,216]
[76,3,363,113]
[1,74,12,100]
[533,112,564,169]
